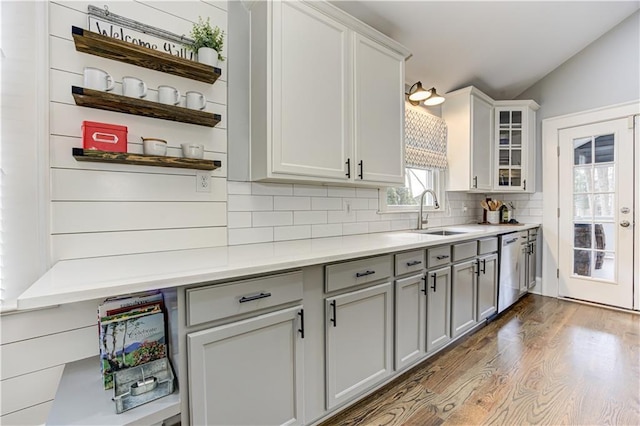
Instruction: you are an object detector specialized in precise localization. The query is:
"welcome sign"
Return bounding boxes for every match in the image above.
[87,5,196,60]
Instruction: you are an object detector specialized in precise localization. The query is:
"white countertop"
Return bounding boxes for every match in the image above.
[17,224,538,310]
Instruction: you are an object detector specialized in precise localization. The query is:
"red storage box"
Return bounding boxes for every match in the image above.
[82,121,128,152]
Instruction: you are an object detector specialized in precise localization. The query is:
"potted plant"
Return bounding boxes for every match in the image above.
[189,17,225,67]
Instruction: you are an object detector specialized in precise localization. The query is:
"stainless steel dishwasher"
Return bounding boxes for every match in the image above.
[498,231,528,313]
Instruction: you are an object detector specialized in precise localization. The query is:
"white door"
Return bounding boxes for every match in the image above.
[353,34,405,185]
[559,118,634,309]
[187,306,304,426]
[272,1,352,180]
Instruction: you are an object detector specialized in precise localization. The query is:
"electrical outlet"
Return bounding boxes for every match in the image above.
[344,200,352,214]
[196,171,211,192]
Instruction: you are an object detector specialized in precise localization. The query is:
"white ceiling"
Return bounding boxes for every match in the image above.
[331,1,640,99]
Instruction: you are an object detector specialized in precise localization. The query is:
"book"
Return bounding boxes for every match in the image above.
[98,294,167,390]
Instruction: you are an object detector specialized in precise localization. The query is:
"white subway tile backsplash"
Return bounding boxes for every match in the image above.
[294,211,328,225]
[312,224,342,238]
[228,227,273,245]
[328,210,356,223]
[293,184,328,197]
[274,196,311,211]
[391,219,413,231]
[356,188,378,198]
[356,210,380,222]
[369,221,391,233]
[251,182,293,196]
[274,225,311,241]
[369,198,379,210]
[228,195,273,211]
[311,197,342,211]
[343,222,369,235]
[227,181,252,195]
[252,211,293,227]
[228,212,252,229]
[344,198,370,210]
[327,186,356,197]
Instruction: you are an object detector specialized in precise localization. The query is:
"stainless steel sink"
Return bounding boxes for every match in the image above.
[414,230,468,236]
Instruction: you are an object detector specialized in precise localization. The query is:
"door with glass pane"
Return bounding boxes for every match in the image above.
[495,107,525,190]
[558,118,634,309]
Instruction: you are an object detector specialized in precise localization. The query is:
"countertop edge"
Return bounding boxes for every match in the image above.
[17,225,540,310]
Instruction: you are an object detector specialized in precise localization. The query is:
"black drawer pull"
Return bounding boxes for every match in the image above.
[345,158,351,178]
[355,270,376,278]
[481,259,486,274]
[239,292,272,303]
[475,260,481,276]
[435,255,450,260]
[421,276,427,294]
[358,160,364,179]
[406,260,422,267]
[298,309,305,339]
[330,300,337,327]
[430,273,437,292]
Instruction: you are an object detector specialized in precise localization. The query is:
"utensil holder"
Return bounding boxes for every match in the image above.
[487,211,500,224]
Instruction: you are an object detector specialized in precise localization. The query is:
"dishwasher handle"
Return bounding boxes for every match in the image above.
[503,237,519,245]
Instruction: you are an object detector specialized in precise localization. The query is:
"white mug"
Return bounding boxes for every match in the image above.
[84,67,114,91]
[122,76,147,98]
[185,91,206,110]
[158,85,181,105]
[181,143,204,159]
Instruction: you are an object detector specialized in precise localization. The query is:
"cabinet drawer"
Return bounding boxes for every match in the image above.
[395,250,425,276]
[478,237,498,255]
[453,241,477,262]
[186,271,303,326]
[427,246,451,268]
[325,255,392,293]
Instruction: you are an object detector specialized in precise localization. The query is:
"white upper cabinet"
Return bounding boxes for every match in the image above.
[442,86,494,192]
[493,101,539,192]
[249,0,410,186]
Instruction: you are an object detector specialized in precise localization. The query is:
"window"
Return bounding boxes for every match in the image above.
[382,167,444,212]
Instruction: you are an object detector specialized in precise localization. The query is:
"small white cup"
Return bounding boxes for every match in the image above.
[142,138,167,156]
[84,67,114,91]
[158,85,181,105]
[185,91,206,110]
[181,143,204,159]
[122,76,147,98]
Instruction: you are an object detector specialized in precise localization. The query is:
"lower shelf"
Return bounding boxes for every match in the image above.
[72,148,221,171]
[46,356,180,425]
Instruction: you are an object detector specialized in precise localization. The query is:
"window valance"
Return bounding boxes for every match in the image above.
[404,103,448,169]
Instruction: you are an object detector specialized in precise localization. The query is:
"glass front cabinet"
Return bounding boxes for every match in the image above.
[493,101,539,192]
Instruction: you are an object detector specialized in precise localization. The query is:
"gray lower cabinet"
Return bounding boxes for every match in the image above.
[394,273,426,370]
[187,306,304,426]
[451,260,478,338]
[476,253,498,321]
[426,266,452,352]
[325,282,393,410]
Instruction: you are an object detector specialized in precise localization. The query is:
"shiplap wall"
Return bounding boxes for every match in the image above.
[0,3,227,424]
[49,0,228,262]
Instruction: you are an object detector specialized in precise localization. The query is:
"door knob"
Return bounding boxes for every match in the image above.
[620,220,631,228]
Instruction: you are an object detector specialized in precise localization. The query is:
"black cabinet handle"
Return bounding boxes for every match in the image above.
[330,300,337,327]
[345,158,351,178]
[523,179,527,191]
[473,176,478,188]
[435,255,450,260]
[239,292,272,303]
[421,275,427,294]
[406,260,422,267]
[298,309,305,339]
[355,270,375,278]
[475,260,481,276]
[430,273,437,292]
[358,160,363,179]
[481,259,486,274]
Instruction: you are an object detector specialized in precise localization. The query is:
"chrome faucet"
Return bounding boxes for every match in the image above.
[416,189,440,230]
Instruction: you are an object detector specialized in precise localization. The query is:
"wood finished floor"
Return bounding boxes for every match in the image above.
[320,295,640,426]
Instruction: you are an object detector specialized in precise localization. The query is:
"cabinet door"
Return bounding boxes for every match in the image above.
[519,243,529,293]
[271,1,352,180]
[188,306,304,426]
[353,34,405,185]
[426,266,451,353]
[326,282,393,409]
[477,253,498,321]
[394,273,426,370]
[527,242,537,289]
[451,260,478,338]
[471,95,493,191]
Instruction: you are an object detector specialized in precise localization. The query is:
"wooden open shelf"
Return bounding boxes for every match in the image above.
[73,148,222,171]
[72,86,221,127]
[72,26,221,84]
